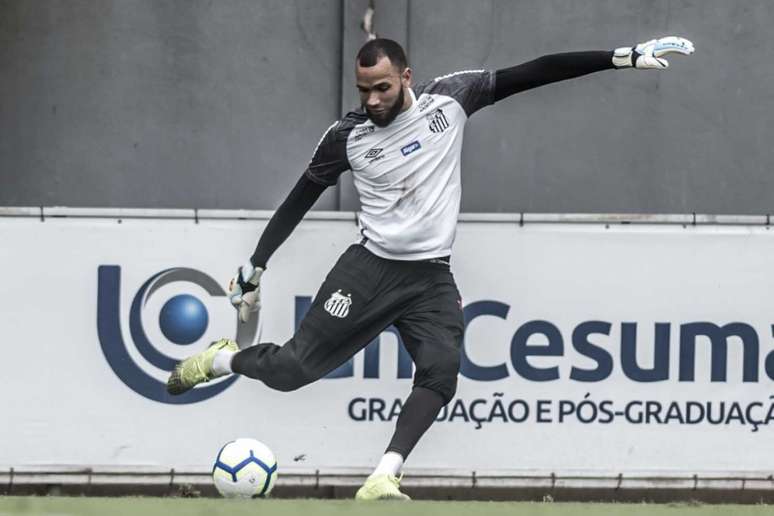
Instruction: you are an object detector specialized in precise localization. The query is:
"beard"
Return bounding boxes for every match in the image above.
[365,87,405,128]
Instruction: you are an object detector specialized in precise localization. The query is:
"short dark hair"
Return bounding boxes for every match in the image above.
[356,38,408,71]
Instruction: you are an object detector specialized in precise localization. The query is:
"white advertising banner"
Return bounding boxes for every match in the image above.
[1,213,773,477]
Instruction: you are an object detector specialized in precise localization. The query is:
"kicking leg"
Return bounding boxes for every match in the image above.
[166,338,239,395]
[167,245,406,395]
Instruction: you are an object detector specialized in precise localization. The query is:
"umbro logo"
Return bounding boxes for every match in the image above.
[364,147,385,164]
[427,108,449,133]
[364,148,382,159]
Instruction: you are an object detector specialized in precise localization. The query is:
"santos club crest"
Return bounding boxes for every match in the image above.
[324,290,352,318]
[426,108,449,133]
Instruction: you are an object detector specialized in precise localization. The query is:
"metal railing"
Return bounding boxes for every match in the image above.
[0,206,770,226]
[2,466,774,500]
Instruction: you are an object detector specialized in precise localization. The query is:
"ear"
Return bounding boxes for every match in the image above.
[401,67,412,87]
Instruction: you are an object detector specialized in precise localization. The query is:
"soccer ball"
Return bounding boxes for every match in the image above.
[212,438,278,498]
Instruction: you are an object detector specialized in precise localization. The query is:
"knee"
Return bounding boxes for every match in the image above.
[414,352,460,405]
[436,350,461,385]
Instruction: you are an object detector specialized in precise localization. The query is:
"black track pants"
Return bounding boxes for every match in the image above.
[231,244,464,403]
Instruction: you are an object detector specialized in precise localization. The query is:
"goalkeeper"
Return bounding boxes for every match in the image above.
[168,36,694,500]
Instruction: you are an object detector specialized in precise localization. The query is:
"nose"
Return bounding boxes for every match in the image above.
[366,92,381,108]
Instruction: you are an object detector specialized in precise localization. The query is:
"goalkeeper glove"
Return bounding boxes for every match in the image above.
[228,260,264,323]
[613,36,694,70]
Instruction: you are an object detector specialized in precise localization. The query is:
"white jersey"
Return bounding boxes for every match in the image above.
[305,70,495,260]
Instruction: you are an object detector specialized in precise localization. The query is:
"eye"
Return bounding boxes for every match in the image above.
[377,84,390,92]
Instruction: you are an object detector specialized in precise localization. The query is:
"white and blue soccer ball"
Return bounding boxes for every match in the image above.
[212,438,278,498]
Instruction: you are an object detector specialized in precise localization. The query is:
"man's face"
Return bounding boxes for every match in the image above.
[356,55,412,127]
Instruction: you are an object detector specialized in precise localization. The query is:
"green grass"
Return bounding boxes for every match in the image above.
[0,497,772,516]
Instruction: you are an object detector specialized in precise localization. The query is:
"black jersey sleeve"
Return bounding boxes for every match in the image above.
[305,113,365,186]
[249,173,327,269]
[494,51,615,102]
[416,70,496,117]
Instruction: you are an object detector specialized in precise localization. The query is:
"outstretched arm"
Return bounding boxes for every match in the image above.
[227,173,327,323]
[229,118,352,323]
[250,174,327,269]
[494,51,614,102]
[494,36,694,102]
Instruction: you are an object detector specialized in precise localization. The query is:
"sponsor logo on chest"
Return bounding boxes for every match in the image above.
[400,140,422,156]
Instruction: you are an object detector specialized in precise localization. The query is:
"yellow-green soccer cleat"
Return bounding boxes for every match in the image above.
[355,474,411,501]
[166,339,238,395]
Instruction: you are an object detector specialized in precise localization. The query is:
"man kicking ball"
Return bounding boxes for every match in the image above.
[168,36,694,500]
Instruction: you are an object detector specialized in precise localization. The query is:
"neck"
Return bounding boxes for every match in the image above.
[400,87,412,112]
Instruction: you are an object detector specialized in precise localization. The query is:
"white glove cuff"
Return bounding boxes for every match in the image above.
[240,260,263,286]
[612,47,634,68]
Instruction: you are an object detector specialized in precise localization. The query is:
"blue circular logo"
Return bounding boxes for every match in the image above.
[97,266,260,404]
[159,294,209,345]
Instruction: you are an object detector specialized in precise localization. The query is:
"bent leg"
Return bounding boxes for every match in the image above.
[385,387,445,457]
[385,274,464,458]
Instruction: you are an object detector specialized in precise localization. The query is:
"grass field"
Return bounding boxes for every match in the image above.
[1,497,773,516]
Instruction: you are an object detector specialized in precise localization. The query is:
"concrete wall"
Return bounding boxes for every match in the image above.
[406,0,774,214]
[0,0,343,209]
[2,0,772,214]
